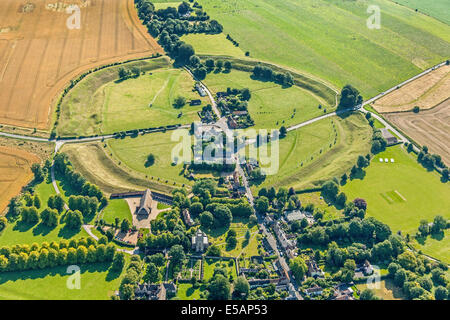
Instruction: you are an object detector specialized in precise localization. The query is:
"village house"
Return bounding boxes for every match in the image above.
[163,283,177,297]
[227,116,238,129]
[232,110,248,116]
[307,259,324,278]
[216,91,228,99]
[190,99,202,106]
[135,283,166,300]
[137,189,153,216]
[380,128,398,145]
[195,83,207,97]
[273,221,295,250]
[192,229,209,252]
[305,285,323,296]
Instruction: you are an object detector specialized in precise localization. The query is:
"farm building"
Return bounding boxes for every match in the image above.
[137,189,153,216]
[380,128,398,145]
[195,83,207,97]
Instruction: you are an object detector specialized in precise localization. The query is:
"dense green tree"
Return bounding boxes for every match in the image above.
[255,196,269,214]
[111,252,125,271]
[289,257,307,282]
[208,274,231,300]
[200,211,214,229]
[233,276,250,299]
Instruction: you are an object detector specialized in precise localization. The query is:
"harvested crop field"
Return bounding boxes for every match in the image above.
[0,146,40,213]
[373,65,450,113]
[385,99,450,166]
[0,0,162,130]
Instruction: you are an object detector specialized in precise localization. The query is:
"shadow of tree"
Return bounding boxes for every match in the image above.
[57,224,81,239]
[0,262,114,285]
[32,222,56,237]
[12,220,35,233]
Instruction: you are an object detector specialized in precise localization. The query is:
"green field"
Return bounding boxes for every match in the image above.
[57,57,171,137]
[393,0,450,25]
[356,278,406,300]
[101,199,133,225]
[252,113,372,191]
[107,131,192,187]
[176,283,206,300]
[197,0,450,98]
[101,68,206,133]
[203,69,332,129]
[182,33,245,57]
[412,230,450,263]
[0,217,89,247]
[203,258,237,281]
[342,145,450,238]
[62,143,178,196]
[57,57,207,137]
[207,221,260,258]
[0,263,123,300]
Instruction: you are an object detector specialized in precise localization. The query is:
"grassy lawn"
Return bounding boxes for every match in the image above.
[176,283,206,300]
[251,113,372,191]
[101,199,132,225]
[298,192,343,221]
[62,143,177,196]
[203,258,237,281]
[0,217,90,247]
[203,69,330,129]
[207,221,260,258]
[412,230,450,264]
[182,33,245,57]
[107,131,192,187]
[394,0,450,25]
[356,278,406,300]
[342,145,450,237]
[154,1,181,10]
[102,68,207,133]
[56,57,204,137]
[0,262,123,300]
[198,0,450,98]
[0,175,94,246]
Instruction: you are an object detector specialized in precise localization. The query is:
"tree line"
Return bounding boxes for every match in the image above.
[0,238,117,273]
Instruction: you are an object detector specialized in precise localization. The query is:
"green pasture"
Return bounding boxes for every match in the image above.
[0,262,124,300]
[198,0,450,98]
[341,145,450,236]
[107,131,192,187]
[203,69,331,129]
[101,199,133,225]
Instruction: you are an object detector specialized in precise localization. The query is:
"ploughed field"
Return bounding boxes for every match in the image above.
[373,65,450,113]
[385,99,450,166]
[0,146,40,213]
[0,0,162,130]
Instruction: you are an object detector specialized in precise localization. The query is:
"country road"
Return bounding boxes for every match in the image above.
[1,60,446,151]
